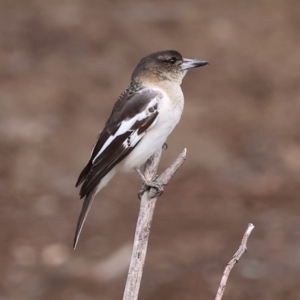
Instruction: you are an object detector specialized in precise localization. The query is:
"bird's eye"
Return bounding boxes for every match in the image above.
[169,57,176,64]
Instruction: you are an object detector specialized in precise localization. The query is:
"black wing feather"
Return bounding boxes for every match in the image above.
[75,129,110,187]
[76,88,161,197]
[74,87,161,248]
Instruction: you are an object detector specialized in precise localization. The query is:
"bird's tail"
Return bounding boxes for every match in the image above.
[73,186,98,249]
[73,168,117,249]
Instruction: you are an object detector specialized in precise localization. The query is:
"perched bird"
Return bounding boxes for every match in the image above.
[74,50,208,249]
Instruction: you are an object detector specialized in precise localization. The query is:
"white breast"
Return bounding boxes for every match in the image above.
[119,83,184,171]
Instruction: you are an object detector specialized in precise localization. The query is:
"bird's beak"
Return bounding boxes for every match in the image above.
[180,58,209,70]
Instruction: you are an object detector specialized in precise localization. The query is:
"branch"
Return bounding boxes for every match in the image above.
[123,148,187,300]
[214,223,255,300]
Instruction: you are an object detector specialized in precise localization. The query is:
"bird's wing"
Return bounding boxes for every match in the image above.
[73,88,162,249]
[76,88,162,198]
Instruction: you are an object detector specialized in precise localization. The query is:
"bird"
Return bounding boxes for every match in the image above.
[74,50,208,249]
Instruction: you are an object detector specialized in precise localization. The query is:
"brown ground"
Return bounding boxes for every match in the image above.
[1,0,300,299]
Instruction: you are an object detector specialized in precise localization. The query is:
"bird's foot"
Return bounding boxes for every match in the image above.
[135,168,164,199]
[162,142,168,150]
[138,179,164,200]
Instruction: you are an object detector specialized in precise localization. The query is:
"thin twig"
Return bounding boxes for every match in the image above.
[123,148,187,300]
[215,223,255,300]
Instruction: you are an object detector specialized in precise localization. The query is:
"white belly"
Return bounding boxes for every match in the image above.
[95,84,184,195]
[119,87,184,171]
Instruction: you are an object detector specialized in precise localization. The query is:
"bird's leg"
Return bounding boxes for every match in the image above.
[162,142,168,150]
[134,167,164,199]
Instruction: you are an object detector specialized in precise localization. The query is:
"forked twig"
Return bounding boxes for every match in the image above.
[123,148,187,300]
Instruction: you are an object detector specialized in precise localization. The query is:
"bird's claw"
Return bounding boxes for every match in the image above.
[162,143,168,150]
[138,180,164,200]
[135,168,164,199]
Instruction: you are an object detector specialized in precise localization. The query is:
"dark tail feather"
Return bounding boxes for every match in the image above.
[73,186,98,249]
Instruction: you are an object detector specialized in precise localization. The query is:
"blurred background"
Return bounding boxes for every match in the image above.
[1,0,300,299]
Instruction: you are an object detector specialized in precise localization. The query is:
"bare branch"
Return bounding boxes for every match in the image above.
[215,223,255,300]
[123,148,187,300]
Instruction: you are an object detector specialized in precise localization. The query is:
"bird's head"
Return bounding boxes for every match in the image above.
[131,50,208,85]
